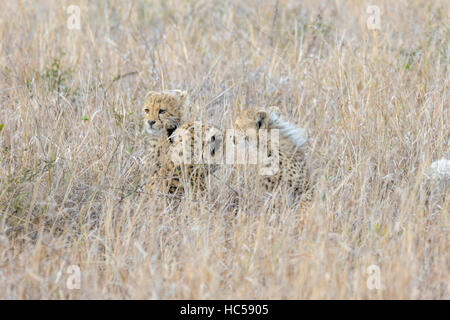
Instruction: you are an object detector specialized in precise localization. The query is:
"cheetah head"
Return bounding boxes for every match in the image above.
[143,90,187,138]
[169,122,224,166]
[234,107,274,131]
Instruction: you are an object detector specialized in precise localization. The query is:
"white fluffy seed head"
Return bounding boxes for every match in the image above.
[424,158,450,200]
[428,158,450,181]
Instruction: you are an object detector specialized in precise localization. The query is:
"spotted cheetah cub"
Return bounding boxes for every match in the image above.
[142,90,222,196]
[234,106,312,203]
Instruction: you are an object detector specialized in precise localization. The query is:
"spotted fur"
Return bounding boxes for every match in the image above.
[142,90,222,197]
[234,106,312,203]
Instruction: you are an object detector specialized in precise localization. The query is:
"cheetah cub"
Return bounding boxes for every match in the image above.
[234,106,312,204]
[142,90,222,197]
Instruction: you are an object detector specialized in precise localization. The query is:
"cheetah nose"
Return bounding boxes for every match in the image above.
[148,120,156,127]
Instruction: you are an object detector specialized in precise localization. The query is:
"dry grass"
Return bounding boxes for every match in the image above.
[0,0,448,299]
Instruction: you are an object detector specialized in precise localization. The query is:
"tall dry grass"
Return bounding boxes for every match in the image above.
[0,0,448,299]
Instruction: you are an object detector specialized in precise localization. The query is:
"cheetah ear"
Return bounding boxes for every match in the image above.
[144,91,159,99]
[255,110,268,129]
[166,90,188,104]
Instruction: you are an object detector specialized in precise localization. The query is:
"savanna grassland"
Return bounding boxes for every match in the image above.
[0,0,448,299]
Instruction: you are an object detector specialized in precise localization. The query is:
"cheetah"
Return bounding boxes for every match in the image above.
[166,121,223,194]
[233,106,312,204]
[142,90,222,197]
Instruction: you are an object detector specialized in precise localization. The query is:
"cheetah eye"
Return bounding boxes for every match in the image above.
[144,108,150,114]
[211,135,216,142]
[158,109,167,114]
[256,120,263,129]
